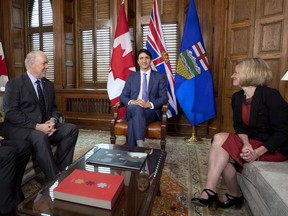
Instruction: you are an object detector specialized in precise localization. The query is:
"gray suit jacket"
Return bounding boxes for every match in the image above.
[3,72,61,140]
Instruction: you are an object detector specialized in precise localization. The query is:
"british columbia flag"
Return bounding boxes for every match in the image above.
[145,0,178,118]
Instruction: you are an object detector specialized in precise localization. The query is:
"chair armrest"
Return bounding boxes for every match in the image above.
[161,103,168,124]
[53,112,65,123]
[110,102,124,144]
[112,102,124,123]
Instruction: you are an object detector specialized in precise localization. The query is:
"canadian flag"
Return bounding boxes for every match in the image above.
[0,41,8,90]
[107,0,135,120]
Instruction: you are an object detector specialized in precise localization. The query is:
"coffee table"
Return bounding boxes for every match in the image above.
[17,143,166,216]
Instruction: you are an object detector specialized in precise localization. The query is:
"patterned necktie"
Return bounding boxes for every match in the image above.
[142,73,148,101]
[36,80,46,123]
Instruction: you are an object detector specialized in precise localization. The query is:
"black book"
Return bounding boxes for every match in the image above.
[86,148,148,171]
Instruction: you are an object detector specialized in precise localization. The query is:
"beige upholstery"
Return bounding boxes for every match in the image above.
[239,161,288,216]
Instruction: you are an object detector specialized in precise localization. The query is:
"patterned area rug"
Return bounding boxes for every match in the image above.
[152,172,188,216]
[22,129,252,216]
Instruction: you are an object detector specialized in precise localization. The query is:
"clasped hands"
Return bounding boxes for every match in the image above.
[35,118,57,136]
[240,144,259,162]
[129,99,152,108]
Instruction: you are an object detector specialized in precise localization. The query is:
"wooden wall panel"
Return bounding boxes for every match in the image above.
[64,0,75,88]
[78,0,93,28]
[254,0,288,95]
[221,0,288,132]
[0,0,25,88]
[221,0,256,132]
[231,0,253,23]
[263,0,284,16]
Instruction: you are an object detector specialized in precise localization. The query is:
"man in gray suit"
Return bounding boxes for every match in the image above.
[120,49,168,147]
[3,50,78,180]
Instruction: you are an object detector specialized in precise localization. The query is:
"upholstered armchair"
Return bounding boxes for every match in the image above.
[110,103,168,150]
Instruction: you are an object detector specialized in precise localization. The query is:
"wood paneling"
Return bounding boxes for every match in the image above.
[221,0,288,132]
[56,89,112,130]
[64,0,75,88]
[0,0,26,79]
[2,0,288,136]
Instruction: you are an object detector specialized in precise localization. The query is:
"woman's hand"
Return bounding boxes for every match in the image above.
[241,142,252,153]
[240,148,259,162]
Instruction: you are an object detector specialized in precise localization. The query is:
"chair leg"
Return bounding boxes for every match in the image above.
[157,183,161,196]
[110,136,116,144]
[160,139,166,150]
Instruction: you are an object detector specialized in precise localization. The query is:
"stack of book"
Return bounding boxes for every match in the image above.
[53,169,124,210]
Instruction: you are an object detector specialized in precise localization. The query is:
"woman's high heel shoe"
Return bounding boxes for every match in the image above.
[191,189,219,209]
[218,193,244,209]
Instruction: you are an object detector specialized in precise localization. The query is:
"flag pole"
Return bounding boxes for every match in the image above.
[185,126,204,144]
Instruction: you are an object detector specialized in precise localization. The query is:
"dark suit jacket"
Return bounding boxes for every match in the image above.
[120,70,168,119]
[3,72,62,140]
[232,86,288,155]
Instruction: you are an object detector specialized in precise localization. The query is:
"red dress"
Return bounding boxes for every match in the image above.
[221,98,288,172]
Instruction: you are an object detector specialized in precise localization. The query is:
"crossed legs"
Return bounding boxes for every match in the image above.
[200,132,242,200]
[126,105,158,146]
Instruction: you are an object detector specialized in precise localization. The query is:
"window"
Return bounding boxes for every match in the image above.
[78,0,111,88]
[28,0,54,81]
[79,28,111,85]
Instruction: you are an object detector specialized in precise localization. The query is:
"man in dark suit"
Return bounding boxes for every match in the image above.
[120,49,168,147]
[0,134,31,215]
[3,50,78,181]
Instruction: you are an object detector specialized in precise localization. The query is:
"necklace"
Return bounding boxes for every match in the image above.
[243,94,253,105]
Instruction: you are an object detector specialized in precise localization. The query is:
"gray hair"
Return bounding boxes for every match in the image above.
[24,51,44,68]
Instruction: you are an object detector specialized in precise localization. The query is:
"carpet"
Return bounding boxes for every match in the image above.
[22,129,252,216]
[151,172,188,216]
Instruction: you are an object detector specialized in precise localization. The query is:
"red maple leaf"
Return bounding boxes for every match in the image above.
[110,44,134,81]
[0,56,7,76]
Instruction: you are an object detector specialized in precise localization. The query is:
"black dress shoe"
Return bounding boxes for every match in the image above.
[191,188,219,209]
[218,193,244,209]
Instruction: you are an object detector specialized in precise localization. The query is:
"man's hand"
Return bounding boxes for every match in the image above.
[35,122,56,136]
[130,99,152,108]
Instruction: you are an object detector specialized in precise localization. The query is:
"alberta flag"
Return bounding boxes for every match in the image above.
[146,0,178,118]
[175,0,216,125]
[0,41,8,90]
[107,1,135,119]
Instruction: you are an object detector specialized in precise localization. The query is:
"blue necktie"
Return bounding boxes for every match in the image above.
[36,80,46,123]
[142,73,148,101]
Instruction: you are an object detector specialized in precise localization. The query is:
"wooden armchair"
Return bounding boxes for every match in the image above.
[110,103,168,150]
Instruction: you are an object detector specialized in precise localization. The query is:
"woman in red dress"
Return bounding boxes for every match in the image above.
[191,58,288,209]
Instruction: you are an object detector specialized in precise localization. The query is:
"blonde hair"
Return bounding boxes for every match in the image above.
[236,58,272,87]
